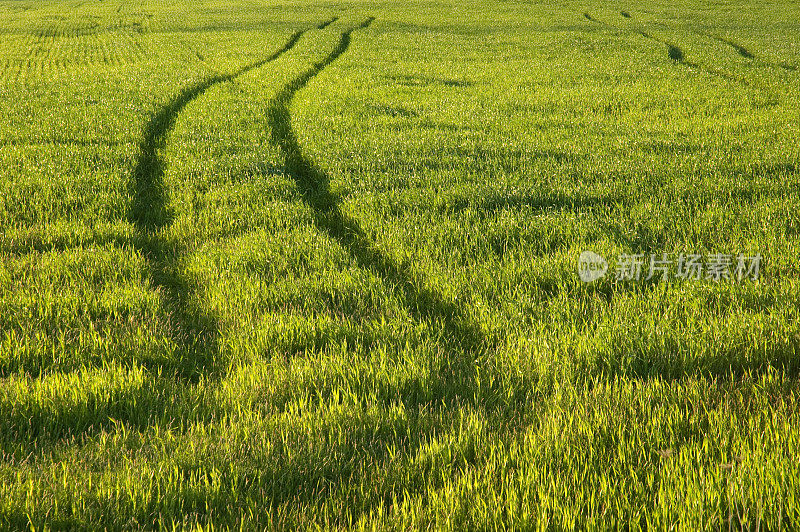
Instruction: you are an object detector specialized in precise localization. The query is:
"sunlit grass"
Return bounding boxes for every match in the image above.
[1,0,799,528]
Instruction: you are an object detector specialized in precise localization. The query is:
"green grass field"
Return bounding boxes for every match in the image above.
[1,0,799,528]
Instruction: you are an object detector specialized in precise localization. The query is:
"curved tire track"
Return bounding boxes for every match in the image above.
[130,29,306,230]
[266,17,491,398]
[127,28,309,380]
[261,21,558,521]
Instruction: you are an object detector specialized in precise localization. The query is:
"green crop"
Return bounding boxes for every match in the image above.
[0,0,798,528]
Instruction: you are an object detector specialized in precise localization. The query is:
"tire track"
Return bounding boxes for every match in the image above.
[266,17,492,399]
[317,16,338,30]
[616,11,797,74]
[704,33,754,59]
[703,32,797,71]
[128,28,309,379]
[262,21,541,519]
[583,12,745,85]
[636,30,685,63]
[131,28,306,228]
[636,29,747,84]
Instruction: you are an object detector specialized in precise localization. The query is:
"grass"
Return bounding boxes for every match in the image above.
[1,0,799,528]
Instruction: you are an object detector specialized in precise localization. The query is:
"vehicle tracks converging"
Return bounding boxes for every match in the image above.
[6,15,498,398]
[127,26,316,379]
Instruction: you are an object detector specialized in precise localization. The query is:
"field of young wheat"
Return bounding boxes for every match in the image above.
[1,0,799,528]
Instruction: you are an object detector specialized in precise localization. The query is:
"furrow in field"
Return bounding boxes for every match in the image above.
[266,18,492,397]
[21,58,33,86]
[26,29,50,59]
[0,59,10,82]
[7,59,22,86]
